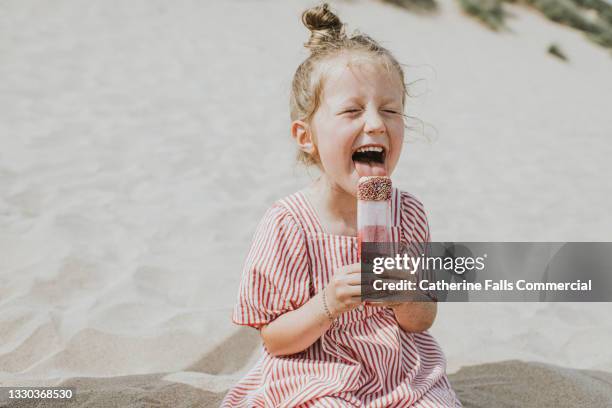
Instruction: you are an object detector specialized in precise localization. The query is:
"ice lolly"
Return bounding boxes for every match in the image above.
[358,176,393,304]
[357,176,392,246]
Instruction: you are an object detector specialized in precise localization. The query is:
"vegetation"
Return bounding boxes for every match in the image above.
[380,0,612,51]
[524,0,612,49]
[458,0,506,30]
[548,43,569,60]
[381,0,438,13]
[572,0,612,25]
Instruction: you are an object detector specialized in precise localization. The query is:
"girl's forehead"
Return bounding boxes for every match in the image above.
[319,56,403,103]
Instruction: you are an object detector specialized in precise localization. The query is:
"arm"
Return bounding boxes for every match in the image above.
[260,290,332,357]
[373,263,437,332]
[260,263,362,357]
[388,192,437,332]
[389,300,437,332]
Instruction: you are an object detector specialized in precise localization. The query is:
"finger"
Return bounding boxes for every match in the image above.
[345,286,362,297]
[344,264,362,275]
[345,274,363,286]
[335,272,363,285]
[347,295,364,305]
[365,299,402,307]
[364,301,386,307]
[380,270,415,280]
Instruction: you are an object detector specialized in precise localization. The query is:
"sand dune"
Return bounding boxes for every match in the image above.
[1,0,611,406]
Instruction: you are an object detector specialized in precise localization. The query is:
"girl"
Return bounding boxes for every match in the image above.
[222,4,461,407]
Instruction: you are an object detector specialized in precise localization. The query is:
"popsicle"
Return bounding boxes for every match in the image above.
[357,176,392,247]
[358,176,393,303]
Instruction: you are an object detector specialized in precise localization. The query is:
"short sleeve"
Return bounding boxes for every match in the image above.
[400,191,438,301]
[399,191,431,244]
[232,204,310,329]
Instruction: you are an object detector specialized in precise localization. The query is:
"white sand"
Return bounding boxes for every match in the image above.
[1,0,611,405]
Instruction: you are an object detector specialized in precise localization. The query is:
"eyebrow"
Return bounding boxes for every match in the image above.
[380,96,403,105]
[336,97,362,106]
[332,94,402,107]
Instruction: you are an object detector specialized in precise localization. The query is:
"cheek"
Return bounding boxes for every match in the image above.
[391,145,403,167]
[316,125,354,161]
[315,136,336,158]
[315,138,346,174]
[390,117,405,137]
[390,117,404,136]
[389,123,405,164]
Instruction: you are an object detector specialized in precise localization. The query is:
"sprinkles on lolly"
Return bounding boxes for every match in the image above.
[357,176,392,201]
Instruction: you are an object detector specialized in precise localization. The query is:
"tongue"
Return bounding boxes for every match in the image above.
[355,160,387,177]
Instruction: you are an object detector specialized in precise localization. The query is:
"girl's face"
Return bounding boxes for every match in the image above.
[310,58,405,197]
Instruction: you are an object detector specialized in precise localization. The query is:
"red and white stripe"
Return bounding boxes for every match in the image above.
[222,189,461,407]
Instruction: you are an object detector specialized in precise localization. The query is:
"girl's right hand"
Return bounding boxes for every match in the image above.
[324,263,363,318]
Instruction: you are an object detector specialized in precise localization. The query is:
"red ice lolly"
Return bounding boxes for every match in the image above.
[358,176,393,305]
[357,176,392,249]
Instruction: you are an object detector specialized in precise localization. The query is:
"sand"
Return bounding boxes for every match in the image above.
[1,0,611,406]
[2,360,612,407]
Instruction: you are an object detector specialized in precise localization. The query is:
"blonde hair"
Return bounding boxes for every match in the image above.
[290,3,408,166]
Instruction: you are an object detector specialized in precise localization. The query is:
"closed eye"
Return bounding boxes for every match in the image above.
[382,109,401,115]
[341,109,362,114]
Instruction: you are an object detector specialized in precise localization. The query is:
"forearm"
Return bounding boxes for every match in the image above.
[391,301,437,333]
[260,291,332,356]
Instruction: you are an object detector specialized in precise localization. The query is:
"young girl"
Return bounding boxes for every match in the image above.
[222,4,461,407]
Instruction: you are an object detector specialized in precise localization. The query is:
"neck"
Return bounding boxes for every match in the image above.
[309,175,357,235]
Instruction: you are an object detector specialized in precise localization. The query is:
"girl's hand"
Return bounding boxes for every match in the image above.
[363,267,433,310]
[365,300,404,309]
[324,263,363,318]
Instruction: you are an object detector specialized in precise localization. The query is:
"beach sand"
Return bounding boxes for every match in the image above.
[2,359,612,407]
[1,0,611,406]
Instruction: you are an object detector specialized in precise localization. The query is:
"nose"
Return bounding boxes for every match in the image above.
[363,108,386,136]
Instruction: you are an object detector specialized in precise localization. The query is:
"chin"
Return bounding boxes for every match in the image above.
[348,175,361,196]
[335,178,358,198]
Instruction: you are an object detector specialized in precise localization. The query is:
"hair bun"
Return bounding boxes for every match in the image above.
[302,3,344,51]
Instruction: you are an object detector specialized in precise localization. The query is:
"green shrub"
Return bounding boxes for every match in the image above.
[571,0,612,26]
[380,0,438,13]
[458,0,506,30]
[523,0,612,49]
[547,43,569,60]
[382,0,612,51]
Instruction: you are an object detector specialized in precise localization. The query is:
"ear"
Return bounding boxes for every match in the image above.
[291,120,316,155]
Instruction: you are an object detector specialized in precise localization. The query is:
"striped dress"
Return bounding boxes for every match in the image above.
[222,189,461,408]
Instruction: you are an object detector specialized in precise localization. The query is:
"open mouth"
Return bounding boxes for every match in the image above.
[352,146,385,164]
[352,146,387,177]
